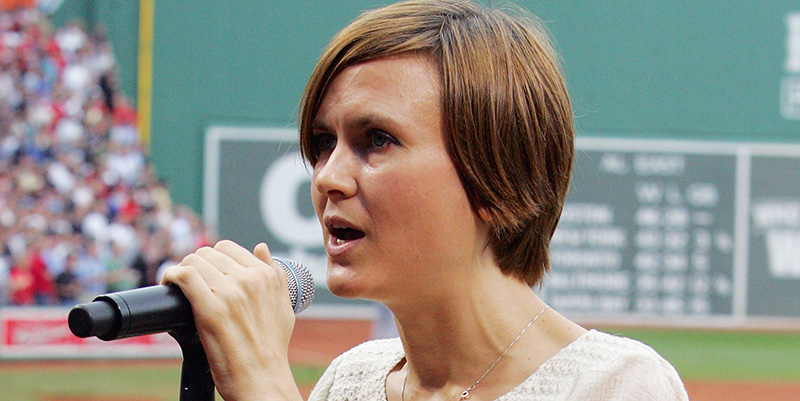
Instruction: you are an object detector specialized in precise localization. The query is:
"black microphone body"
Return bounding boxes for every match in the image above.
[68,258,314,341]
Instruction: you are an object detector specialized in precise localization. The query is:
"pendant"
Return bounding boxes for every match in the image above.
[460,389,470,400]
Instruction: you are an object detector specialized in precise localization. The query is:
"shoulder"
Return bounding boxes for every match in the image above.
[565,329,674,366]
[503,330,689,401]
[308,338,404,401]
[553,330,689,400]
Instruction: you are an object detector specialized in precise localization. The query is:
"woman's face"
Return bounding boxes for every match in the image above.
[310,55,489,303]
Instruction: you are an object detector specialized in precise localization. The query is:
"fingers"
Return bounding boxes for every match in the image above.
[252,242,290,289]
[212,240,289,291]
[160,240,288,310]
[159,262,216,312]
[211,240,274,274]
[253,242,273,264]
[162,241,273,281]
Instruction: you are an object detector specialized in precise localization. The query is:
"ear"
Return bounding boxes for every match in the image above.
[477,206,493,224]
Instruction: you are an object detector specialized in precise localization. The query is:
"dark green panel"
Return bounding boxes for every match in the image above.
[546,140,737,319]
[748,155,800,317]
[206,128,800,320]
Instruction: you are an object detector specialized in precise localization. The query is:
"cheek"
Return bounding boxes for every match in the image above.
[369,160,475,248]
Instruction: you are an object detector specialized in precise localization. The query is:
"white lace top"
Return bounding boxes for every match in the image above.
[308,329,688,401]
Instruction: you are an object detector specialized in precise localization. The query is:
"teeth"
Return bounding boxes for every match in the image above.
[334,238,345,245]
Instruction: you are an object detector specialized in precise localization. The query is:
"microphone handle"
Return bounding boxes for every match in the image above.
[69,284,192,341]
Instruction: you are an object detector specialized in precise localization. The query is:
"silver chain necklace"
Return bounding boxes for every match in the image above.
[400,305,551,401]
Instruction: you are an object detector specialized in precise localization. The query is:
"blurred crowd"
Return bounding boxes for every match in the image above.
[0,8,214,307]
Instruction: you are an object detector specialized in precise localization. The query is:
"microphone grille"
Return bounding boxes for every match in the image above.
[273,258,315,314]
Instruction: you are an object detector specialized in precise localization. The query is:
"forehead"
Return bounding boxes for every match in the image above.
[314,54,442,127]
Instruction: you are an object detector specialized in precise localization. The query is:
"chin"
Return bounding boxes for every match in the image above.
[325,266,365,299]
[325,264,384,301]
[327,283,362,299]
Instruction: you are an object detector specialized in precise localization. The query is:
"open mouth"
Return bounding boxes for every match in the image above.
[330,226,366,244]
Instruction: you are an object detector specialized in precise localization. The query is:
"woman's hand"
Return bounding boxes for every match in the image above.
[161,240,302,400]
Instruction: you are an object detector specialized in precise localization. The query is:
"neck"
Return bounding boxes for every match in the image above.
[389,267,550,394]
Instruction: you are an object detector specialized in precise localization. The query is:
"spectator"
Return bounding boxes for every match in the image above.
[0,251,10,306]
[103,241,138,293]
[54,252,80,305]
[131,230,168,287]
[75,239,106,300]
[26,239,55,305]
[8,251,34,305]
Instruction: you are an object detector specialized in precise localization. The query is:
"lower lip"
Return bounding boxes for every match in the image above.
[325,235,362,257]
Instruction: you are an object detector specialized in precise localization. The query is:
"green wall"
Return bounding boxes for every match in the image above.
[535,1,798,140]
[143,1,800,213]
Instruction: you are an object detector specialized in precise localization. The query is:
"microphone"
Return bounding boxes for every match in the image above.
[68,258,314,341]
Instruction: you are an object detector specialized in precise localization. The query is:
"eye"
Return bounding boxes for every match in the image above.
[311,133,336,157]
[367,129,397,149]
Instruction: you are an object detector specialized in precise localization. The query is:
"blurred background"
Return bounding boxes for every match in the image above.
[0,0,799,400]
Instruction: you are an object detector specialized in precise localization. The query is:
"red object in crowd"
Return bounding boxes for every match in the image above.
[120,197,141,221]
[45,37,66,71]
[9,266,34,305]
[29,251,54,301]
[112,98,137,126]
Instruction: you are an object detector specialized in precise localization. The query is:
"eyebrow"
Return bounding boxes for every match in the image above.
[311,113,395,133]
[310,119,330,133]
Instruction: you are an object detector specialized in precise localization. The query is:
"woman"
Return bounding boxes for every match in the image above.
[162,1,689,400]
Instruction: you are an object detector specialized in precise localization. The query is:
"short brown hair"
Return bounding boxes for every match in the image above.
[299,0,574,286]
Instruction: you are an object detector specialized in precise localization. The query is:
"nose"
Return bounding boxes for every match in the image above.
[312,144,357,200]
